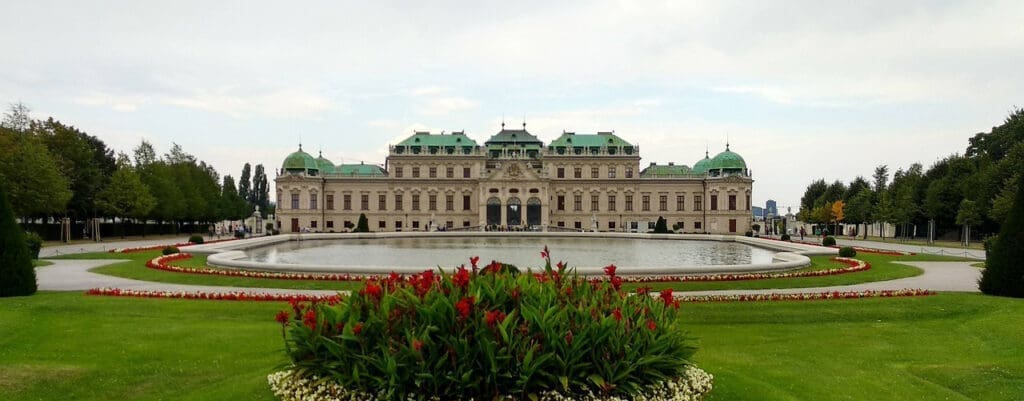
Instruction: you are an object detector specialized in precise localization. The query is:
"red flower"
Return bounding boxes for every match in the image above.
[556,261,566,271]
[610,276,623,291]
[484,260,502,274]
[564,286,573,296]
[303,310,317,330]
[455,297,475,319]
[452,267,471,289]
[485,309,506,328]
[353,322,364,335]
[275,310,290,325]
[470,256,480,269]
[603,264,617,276]
[636,286,652,295]
[361,281,383,299]
[660,289,674,306]
[565,330,574,345]
[412,339,423,352]
[511,287,521,301]
[541,246,549,259]
[611,308,622,322]
[646,319,657,331]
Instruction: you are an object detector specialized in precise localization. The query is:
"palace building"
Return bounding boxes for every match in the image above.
[275,126,753,234]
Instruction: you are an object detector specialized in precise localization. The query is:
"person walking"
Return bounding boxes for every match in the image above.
[799,227,805,241]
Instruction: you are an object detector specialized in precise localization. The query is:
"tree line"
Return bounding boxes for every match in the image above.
[0,103,273,237]
[799,108,1023,243]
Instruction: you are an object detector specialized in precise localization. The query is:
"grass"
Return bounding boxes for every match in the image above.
[836,235,986,250]
[1,292,1021,400]
[53,251,970,292]
[31,260,53,267]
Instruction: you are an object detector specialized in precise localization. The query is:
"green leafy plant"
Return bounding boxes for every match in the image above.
[781,233,791,241]
[188,234,204,244]
[354,213,370,233]
[25,231,42,260]
[822,236,837,246]
[838,246,857,257]
[0,182,36,297]
[277,249,698,400]
[162,246,179,255]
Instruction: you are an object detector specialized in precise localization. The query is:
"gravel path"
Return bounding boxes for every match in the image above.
[40,237,195,258]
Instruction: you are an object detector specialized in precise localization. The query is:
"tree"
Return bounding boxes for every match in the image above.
[0,128,72,217]
[239,163,252,209]
[955,199,981,247]
[33,118,116,220]
[354,213,369,233]
[979,174,1024,297]
[831,200,846,236]
[0,181,36,297]
[751,223,761,234]
[252,164,269,216]
[844,191,873,239]
[133,140,157,167]
[989,173,1019,223]
[96,167,156,238]
[874,190,895,239]
[1,102,32,131]
[653,216,669,233]
[873,165,889,194]
[220,175,248,220]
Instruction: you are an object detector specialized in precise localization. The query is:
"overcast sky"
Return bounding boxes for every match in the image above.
[2,1,1022,211]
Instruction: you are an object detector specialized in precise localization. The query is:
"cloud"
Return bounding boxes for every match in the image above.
[417,97,478,116]
[73,94,149,112]
[163,87,340,119]
[408,86,449,97]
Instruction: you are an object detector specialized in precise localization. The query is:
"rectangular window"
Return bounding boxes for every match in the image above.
[395,221,403,230]
[574,221,582,230]
[326,220,334,229]
[642,195,650,211]
[746,195,751,211]
[574,194,582,211]
[463,221,470,227]
[728,195,737,211]
[291,193,299,209]
[591,195,599,211]
[626,167,633,178]
[557,195,565,211]
[412,221,420,229]
[378,221,386,229]
[395,194,403,211]
[394,167,403,178]
[659,195,668,211]
[412,167,420,178]
[463,167,471,178]
[591,167,599,178]
[310,220,317,228]
[557,167,565,178]
[608,194,616,211]
[711,194,719,211]
[695,221,702,229]
[608,221,616,230]
[676,195,684,211]
[557,221,565,227]
[463,195,471,211]
[310,195,317,210]
[429,167,437,178]
[428,194,437,211]
[625,195,634,211]
[343,194,351,210]
[361,194,369,211]
[412,194,421,211]
[445,194,454,211]
[694,195,702,211]
[574,167,582,178]
[326,194,334,210]
[344,220,352,229]
[446,221,453,229]
[608,167,616,178]
[446,166,454,178]
[378,194,386,211]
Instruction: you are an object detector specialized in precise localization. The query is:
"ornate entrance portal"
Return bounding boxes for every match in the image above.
[526,197,542,227]
[506,197,522,226]
[486,197,501,226]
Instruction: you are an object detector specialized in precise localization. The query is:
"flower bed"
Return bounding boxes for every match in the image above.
[147,253,871,283]
[273,249,707,401]
[674,288,934,303]
[109,237,238,253]
[268,365,714,401]
[84,287,341,303]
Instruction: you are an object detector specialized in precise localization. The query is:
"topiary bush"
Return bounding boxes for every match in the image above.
[744,230,753,237]
[0,182,36,297]
[273,249,705,400]
[162,246,179,255]
[354,213,370,233]
[822,236,837,246]
[188,234,204,244]
[653,216,669,233]
[781,233,791,241]
[24,231,42,260]
[980,174,1024,297]
[838,246,857,257]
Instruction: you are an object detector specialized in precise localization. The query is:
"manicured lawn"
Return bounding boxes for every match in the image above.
[31,260,52,267]
[1,292,1020,400]
[57,251,968,292]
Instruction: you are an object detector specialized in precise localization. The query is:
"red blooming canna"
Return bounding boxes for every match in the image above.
[469,256,480,269]
[660,289,674,306]
[412,339,423,352]
[303,310,317,330]
[361,281,383,299]
[612,308,622,322]
[455,297,475,319]
[603,264,617,276]
[452,267,471,289]
[353,322,364,335]
[610,276,623,291]
[646,319,657,331]
[275,310,290,325]
[485,310,506,328]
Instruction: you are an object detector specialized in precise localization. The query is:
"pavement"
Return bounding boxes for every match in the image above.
[769,235,986,260]
[40,236,195,258]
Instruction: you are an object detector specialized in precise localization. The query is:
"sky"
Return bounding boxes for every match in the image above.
[2,0,1022,212]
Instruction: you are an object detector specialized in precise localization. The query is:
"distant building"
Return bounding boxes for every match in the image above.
[765,199,778,217]
[752,206,764,220]
[275,128,753,234]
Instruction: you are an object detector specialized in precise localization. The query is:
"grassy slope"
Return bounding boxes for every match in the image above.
[1,293,1021,400]
[59,252,967,292]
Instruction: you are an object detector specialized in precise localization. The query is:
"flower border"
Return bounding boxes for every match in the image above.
[85,287,341,303]
[110,238,239,254]
[675,288,934,303]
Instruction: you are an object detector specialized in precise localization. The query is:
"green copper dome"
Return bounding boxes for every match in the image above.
[282,146,319,174]
[692,151,712,174]
[315,152,336,175]
[708,147,747,170]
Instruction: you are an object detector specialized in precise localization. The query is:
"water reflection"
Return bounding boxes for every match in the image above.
[243,237,776,269]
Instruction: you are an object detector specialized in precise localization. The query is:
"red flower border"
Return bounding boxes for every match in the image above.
[675,288,935,302]
[85,287,341,303]
[110,238,239,254]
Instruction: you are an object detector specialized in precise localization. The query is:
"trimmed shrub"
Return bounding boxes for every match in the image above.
[25,231,42,260]
[0,182,36,297]
[781,233,791,241]
[822,236,837,246]
[980,175,1024,297]
[653,216,670,233]
[188,234,204,244]
[354,213,370,233]
[234,230,245,239]
[276,254,699,400]
[838,246,857,257]
[744,230,753,237]
[162,246,179,255]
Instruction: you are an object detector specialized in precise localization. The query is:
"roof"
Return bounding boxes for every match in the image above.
[282,147,319,172]
[395,131,478,147]
[549,132,633,148]
[640,163,693,178]
[315,153,335,174]
[692,152,712,174]
[707,146,747,170]
[484,129,543,146]
[334,163,387,177]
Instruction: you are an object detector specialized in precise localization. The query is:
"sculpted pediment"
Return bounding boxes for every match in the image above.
[484,162,542,182]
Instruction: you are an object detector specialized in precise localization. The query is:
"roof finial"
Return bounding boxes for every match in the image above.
[522,116,526,130]
[501,114,505,130]
[726,133,730,151]
[299,142,303,151]
[705,143,709,158]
